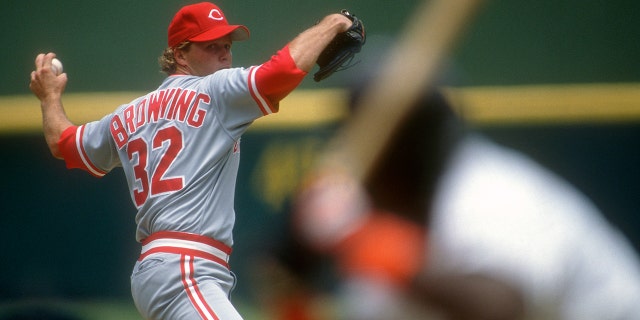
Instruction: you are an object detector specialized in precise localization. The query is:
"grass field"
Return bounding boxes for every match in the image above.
[0,299,272,320]
[0,299,140,320]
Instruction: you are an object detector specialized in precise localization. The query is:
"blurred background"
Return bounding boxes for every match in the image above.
[1,0,638,319]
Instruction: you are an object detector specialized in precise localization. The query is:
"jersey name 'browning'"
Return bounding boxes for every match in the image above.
[110,87,211,149]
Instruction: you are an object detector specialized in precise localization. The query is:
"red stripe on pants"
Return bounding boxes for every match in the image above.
[181,254,219,320]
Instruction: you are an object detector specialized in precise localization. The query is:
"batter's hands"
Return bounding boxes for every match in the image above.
[30,53,67,103]
[293,170,427,289]
[293,170,371,251]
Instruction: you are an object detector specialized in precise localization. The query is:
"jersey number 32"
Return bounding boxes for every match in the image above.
[127,126,185,207]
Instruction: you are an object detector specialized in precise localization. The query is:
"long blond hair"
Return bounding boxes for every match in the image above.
[158,42,191,75]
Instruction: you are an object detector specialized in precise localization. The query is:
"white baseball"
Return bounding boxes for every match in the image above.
[51,58,63,76]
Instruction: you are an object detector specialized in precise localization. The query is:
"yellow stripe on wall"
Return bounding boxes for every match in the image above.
[2,83,639,134]
[0,92,141,134]
[445,83,640,124]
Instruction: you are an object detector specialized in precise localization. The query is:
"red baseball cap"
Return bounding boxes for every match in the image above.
[168,2,250,48]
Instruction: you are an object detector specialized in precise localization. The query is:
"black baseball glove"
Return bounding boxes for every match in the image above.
[314,10,366,82]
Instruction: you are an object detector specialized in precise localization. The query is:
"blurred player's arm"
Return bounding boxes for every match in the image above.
[414,272,525,320]
[29,52,73,159]
[292,169,523,319]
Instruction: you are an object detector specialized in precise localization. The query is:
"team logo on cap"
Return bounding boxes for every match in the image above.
[208,9,224,20]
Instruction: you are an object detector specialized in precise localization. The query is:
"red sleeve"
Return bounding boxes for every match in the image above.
[58,125,107,177]
[249,45,307,114]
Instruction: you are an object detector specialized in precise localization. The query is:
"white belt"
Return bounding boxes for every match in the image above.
[139,231,232,268]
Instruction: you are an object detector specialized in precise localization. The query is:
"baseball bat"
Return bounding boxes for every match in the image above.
[315,0,486,182]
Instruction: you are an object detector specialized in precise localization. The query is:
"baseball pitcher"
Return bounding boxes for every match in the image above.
[29,2,365,319]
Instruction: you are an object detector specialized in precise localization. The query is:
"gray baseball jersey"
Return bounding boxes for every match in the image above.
[65,70,257,246]
[58,46,304,247]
